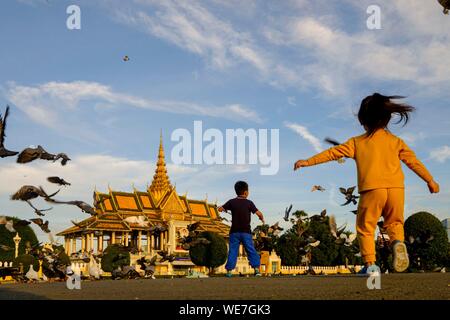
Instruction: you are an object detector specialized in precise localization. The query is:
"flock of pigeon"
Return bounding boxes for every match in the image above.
[0,105,101,245]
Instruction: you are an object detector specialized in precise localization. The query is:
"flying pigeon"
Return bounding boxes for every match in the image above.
[30,218,51,233]
[123,55,130,62]
[47,176,71,186]
[26,200,52,217]
[438,0,450,14]
[46,199,97,216]
[324,137,346,164]
[0,218,16,233]
[0,106,19,158]
[283,204,293,222]
[339,186,359,206]
[157,251,176,263]
[268,222,283,236]
[11,185,60,202]
[311,185,326,192]
[17,146,70,166]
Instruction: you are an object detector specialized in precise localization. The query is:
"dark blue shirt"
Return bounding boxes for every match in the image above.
[222,197,258,234]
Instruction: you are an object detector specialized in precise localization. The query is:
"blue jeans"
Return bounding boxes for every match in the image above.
[225,232,260,271]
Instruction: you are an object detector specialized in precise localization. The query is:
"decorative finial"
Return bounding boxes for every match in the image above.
[149,131,172,202]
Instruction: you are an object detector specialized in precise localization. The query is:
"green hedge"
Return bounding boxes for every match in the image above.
[405,211,449,270]
[13,254,39,272]
[0,216,39,261]
[100,244,130,272]
[189,232,227,273]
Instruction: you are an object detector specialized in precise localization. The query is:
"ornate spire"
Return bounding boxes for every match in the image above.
[149,131,172,202]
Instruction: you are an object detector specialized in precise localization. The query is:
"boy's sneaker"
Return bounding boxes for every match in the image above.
[225,271,233,278]
[254,269,262,277]
[392,240,409,273]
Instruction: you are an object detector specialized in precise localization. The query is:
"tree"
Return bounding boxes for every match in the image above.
[404,211,449,271]
[13,254,39,272]
[189,231,227,274]
[0,216,39,261]
[100,244,130,272]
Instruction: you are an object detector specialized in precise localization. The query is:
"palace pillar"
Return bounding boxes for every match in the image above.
[81,235,86,252]
[111,232,116,244]
[86,234,91,252]
[90,233,94,252]
[71,237,77,254]
[98,235,103,252]
[137,231,142,252]
[147,232,151,253]
[124,232,129,246]
[64,237,68,255]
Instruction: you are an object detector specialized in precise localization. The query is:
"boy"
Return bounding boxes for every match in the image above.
[218,181,265,277]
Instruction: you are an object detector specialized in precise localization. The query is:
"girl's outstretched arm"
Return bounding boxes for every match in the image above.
[399,140,440,193]
[294,138,355,171]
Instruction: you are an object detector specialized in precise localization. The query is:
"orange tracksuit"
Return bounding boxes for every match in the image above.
[305,129,434,263]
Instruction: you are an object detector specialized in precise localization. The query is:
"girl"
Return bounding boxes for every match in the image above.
[293,93,440,273]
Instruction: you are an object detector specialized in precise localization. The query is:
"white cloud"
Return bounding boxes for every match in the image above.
[430,146,450,163]
[5,81,263,134]
[287,96,297,106]
[284,122,323,153]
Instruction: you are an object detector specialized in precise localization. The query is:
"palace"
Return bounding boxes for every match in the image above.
[57,135,233,275]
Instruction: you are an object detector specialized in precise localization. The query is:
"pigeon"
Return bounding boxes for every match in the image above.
[339,186,359,206]
[30,218,51,233]
[268,222,283,236]
[335,233,357,246]
[17,146,70,166]
[149,223,168,235]
[71,220,84,229]
[307,240,321,248]
[13,219,31,228]
[0,106,19,158]
[157,251,176,263]
[438,0,450,14]
[26,200,52,217]
[0,244,13,251]
[1,219,16,232]
[123,55,130,62]
[11,185,60,202]
[53,153,71,166]
[311,185,326,192]
[324,137,346,163]
[124,215,149,228]
[47,176,71,186]
[308,209,328,222]
[328,215,346,239]
[46,199,97,216]
[25,265,40,281]
[283,204,293,222]
[187,221,200,232]
[93,193,109,209]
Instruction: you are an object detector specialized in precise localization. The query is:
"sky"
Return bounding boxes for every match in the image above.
[0,0,449,243]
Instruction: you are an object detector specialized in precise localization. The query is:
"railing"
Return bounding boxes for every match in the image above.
[0,261,13,267]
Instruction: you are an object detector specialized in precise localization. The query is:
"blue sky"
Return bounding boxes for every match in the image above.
[0,0,449,242]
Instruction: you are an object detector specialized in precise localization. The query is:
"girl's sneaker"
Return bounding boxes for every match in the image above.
[254,269,262,277]
[225,271,233,278]
[357,264,381,277]
[392,240,409,273]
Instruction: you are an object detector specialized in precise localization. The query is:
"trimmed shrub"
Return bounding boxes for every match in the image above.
[13,254,39,272]
[405,211,449,270]
[189,232,227,274]
[0,216,39,261]
[101,244,130,272]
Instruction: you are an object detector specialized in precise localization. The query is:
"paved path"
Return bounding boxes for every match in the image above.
[0,273,449,300]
